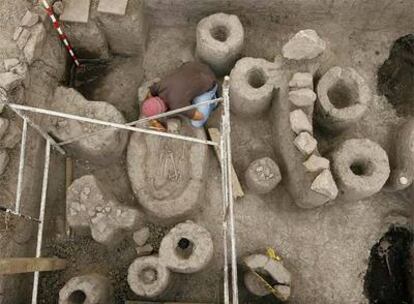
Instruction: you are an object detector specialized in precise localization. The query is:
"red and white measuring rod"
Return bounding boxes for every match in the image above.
[41,0,81,67]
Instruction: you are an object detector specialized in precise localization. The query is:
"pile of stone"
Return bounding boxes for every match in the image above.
[66,175,144,246]
[13,10,46,65]
[288,72,338,201]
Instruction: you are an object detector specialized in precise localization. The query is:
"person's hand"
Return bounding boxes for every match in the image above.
[192,110,204,121]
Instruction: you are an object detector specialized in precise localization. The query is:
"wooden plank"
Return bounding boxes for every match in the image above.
[0,258,67,274]
[208,128,244,199]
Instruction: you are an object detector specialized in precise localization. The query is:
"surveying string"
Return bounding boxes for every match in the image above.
[41,0,80,67]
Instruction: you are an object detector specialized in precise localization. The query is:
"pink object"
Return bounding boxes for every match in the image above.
[141,96,168,117]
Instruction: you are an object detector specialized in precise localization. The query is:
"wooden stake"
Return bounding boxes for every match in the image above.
[208,128,244,199]
[0,258,67,275]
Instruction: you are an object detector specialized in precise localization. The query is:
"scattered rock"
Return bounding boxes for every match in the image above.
[136,244,153,257]
[303,154,330,172]
[310,169,338,200]
[67,175,144,246]
[20,11,39,28]
[3,58,19,71]
[290,109,313,134]
[294,132,317,155]
[289,72,313,89]
[13,27,23,41]
[52,1,64,15]
[282,29,326,60]
[0,150,9,176]
[0,72,24,91]
[0,118,10,140]
[288,88,317,107]
[24,23,47,64]
[133,227,150,246]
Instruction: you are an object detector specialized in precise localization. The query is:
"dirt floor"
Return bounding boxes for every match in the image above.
[0,0,413,303]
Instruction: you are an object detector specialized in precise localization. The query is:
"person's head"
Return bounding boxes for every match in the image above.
[141,96,167,117]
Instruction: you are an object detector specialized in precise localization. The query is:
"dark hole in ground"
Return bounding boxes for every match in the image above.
[378,34,414,116]
[350,160,374,176]
[176,237,194,259]
[327,80,357,109]
[68,290,87,304]
[210,26,229,42]
[364,227,413,304]
[248,68,267,89]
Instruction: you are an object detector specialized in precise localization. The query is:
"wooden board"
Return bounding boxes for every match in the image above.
[0,257,67,274]
[208,128,244,199]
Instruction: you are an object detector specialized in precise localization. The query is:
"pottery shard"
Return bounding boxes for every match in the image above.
[282,29,326,60]
[311,169,338,200]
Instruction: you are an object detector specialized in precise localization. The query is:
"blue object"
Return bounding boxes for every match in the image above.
[191,84,219,128]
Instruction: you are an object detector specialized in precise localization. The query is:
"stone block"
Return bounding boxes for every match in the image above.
[23,23,46,64]
[289,88,316,107]
[290,109,313,134]
[133,227,150,246]
[3,59,19,71]
[303,154,330,172]
[294,132,317,155]
[282,29,326,60]
[98,0,129,16]
[16,28,31,50]
[289,72,313,89]
[20,11,39,27]
[310,169,338,200]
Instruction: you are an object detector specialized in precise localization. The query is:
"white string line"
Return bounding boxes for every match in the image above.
[7,103,218,147]
[57,97,224,146]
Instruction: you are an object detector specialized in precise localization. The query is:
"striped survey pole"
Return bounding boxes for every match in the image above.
[41,0,81,67]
